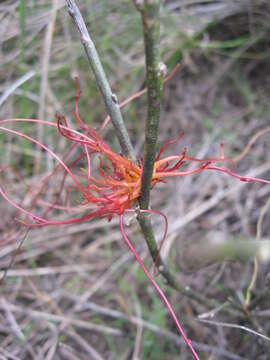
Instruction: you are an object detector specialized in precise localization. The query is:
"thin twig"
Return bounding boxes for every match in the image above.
[65,0,135,160]
[198,318,270,342]
[0,71,35,107]
[234,126,270,162]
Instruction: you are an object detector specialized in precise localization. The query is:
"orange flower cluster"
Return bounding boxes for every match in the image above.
[1,78,269,229]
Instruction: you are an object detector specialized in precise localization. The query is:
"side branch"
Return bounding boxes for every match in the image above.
[66,0,135,160]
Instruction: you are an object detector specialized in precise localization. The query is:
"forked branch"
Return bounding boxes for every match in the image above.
[65,0,178,288]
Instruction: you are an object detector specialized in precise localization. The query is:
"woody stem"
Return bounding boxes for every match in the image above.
[134,0,163,210]
[133,0,170,277]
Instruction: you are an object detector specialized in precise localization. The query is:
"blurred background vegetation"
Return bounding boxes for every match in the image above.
[1,0,270,359]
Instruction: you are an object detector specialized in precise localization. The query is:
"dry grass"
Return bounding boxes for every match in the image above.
[1,1,270,359]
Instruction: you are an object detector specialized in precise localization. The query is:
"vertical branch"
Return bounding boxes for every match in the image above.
[66,0,135,160]
[134,0,170,280]
[135,0,163,209]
